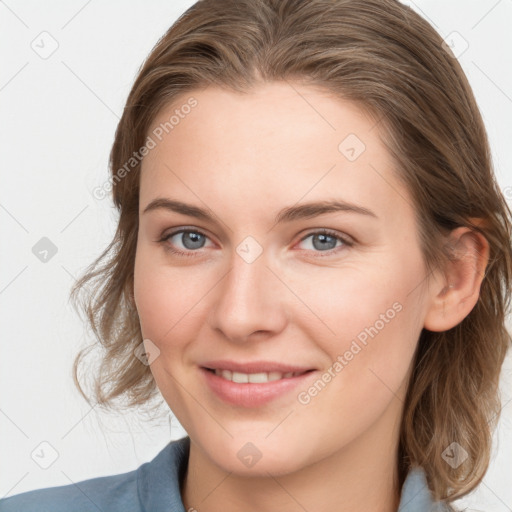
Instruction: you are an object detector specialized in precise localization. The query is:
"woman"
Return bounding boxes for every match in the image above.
[1,0,510,511]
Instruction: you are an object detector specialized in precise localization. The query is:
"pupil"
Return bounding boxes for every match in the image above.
[183,232,204,249]
[313,234,336,251]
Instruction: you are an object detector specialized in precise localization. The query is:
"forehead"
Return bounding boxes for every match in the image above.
[140,82,414,228]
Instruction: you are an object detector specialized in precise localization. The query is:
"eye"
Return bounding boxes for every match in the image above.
[296,229,353,256]
[158,227,353,258]
[159,229,213,257]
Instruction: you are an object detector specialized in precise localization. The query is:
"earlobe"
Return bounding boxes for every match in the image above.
[423,227,490,333]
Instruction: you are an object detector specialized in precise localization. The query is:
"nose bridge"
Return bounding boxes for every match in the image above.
[208,244,286,341]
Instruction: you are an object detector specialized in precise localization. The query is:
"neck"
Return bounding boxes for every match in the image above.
[181,402,403,512]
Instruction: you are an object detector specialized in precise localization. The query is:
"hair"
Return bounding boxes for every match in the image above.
[69,0,512,505]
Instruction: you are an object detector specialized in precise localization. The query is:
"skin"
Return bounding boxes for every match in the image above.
[133,81,489,512]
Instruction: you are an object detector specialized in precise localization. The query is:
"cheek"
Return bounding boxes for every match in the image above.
[133,249,213,357]
[133,261,164,340]
[134,246,175,346]
[133,253,195,409]
[316,255,425,408]
[296,298,420,451]
[315,244,419,346]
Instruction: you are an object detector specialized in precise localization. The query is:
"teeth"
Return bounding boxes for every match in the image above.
[232,371,248,383]
[213,369,304,383]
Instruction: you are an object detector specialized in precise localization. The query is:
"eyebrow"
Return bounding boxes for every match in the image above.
[142,198,378,223]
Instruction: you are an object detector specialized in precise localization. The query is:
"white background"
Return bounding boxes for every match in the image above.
[1,1,511,510]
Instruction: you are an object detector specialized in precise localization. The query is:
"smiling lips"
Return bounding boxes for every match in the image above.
[211,368,309,383]
[200,360,317,407]
[202,359,314,383]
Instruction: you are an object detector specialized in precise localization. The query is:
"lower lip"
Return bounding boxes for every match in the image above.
[200,367,317,408]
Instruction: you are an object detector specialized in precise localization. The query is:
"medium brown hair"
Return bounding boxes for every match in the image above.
[70,0,512,504]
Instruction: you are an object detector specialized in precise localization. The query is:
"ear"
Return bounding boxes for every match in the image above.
[423,225,490,332]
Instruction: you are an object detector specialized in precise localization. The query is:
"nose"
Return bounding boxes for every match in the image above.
[207,248,288,343]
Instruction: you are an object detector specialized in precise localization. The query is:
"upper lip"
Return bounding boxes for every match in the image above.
[201,360,316,374]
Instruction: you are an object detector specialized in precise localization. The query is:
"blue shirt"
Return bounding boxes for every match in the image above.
[0,436,451,511]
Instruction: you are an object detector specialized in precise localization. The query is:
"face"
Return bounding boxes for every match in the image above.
[134,81,431,475]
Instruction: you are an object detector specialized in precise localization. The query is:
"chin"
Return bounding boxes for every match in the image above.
[194,430,310,476]
[217,446,302,476]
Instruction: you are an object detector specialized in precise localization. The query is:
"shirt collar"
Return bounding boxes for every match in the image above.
[398,466,451,511]
[137,436,449,512]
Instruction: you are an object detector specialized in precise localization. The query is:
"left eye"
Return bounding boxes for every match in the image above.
[296,230,351,254]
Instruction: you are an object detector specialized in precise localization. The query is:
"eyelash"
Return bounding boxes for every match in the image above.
[158,228,354,258]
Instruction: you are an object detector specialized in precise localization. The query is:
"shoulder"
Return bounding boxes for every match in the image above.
[0,436,190,512]
[0,469,139,512]
[399,467,455,512]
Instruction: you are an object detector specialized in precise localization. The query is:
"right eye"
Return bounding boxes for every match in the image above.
[159,229,214,257]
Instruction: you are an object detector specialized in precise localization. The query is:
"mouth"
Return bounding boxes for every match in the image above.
[202,367,314,383]
[200,366,318,407]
